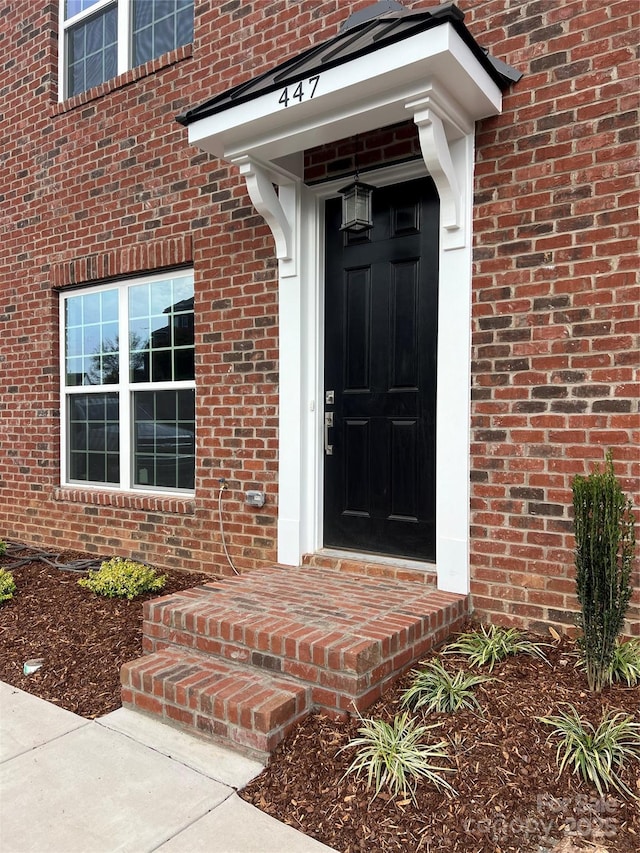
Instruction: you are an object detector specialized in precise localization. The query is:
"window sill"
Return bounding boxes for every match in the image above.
[54,486,195,515]
[51,43,193,117]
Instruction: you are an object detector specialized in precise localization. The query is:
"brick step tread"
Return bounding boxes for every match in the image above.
[301,553,437,586]
[121,648,311,759]
[143,566,466,679]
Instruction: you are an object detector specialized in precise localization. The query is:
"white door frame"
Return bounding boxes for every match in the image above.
[276,150,474,595]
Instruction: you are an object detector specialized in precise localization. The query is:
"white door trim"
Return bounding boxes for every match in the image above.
[276,155,473,595]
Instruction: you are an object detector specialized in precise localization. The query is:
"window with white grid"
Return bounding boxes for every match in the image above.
[59,0,194,100]
[60,270,195,493]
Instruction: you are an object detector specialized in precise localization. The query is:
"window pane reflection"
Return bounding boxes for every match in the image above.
[129,277,194,383]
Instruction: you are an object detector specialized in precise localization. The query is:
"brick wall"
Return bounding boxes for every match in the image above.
[462,0,639,635]
[0,1,638,633]
[0,0,385,575]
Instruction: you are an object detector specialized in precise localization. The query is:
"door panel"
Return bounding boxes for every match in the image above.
[344,268,371,391]
[323,177,439,561]
[344,418,370,514]
[389,418,418,520]
[390,261,419,389]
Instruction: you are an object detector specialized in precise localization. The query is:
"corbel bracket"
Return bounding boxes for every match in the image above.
[233,155,298,277]
[407,88,472,250]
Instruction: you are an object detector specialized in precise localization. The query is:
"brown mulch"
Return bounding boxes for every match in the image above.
[241,652,640,853]
[1,542,639,852]
[0,541,213,717]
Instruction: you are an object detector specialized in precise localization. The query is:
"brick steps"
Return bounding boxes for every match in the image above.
[121,647,311,761]
[122,565,468,760]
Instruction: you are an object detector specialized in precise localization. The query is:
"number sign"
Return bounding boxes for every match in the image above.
[278,75,320,108]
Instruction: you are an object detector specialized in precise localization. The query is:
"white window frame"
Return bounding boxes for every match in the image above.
[59,269,195,495]
[58,0,193,101]
[58,0,129,101]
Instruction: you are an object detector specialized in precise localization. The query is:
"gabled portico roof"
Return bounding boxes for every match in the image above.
[174,5,521,581]
[176,2,521,263]
[178,4,516,128]
[176,2,521,169]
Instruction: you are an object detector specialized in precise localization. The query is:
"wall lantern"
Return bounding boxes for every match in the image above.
[339,178,374,233]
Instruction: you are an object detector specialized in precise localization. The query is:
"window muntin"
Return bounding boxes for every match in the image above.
[65,288,119,385]
[129,279,195,383]
[67,4,117,96]
[60,0,194,100]
[134,390,195,490]
[68,392,120,484]
[61,272,195,493]
[132,0,194,67]
[66,0,104,17]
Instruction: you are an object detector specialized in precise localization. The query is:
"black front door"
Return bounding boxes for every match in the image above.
[323,177,439,561]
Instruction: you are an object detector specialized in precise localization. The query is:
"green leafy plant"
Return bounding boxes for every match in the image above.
[0,568,16,602]
[572,451,635,692]
[445,625,549,672]
[78,556,166,600]
[576,638,640,688]
[538,705,640,798]
[401,659,491,714]
[608,639,640,687]
[0,539,6,557]
[339,711,456,802]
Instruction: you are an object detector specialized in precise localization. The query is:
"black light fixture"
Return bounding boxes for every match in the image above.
[339,137,373,233]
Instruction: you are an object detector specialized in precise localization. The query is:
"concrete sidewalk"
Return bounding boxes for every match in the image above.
[0,682,337,853]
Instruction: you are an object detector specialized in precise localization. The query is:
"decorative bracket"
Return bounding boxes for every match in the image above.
[233,155,298,277]
[407,88,473,250]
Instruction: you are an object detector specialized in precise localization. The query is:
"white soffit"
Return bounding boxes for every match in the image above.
[187,23,502,168]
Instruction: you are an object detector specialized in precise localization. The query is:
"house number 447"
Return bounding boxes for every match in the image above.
[278,75,320,108]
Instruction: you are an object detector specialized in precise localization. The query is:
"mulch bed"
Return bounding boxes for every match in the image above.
[0,542,212,717]
[1,541,638,852]
[241,650,640,853]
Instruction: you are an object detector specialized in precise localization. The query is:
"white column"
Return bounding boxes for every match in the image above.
[275,182,305,565]
[434,132,474,594]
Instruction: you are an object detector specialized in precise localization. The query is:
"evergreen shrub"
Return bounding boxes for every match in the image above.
[572,452,635,692]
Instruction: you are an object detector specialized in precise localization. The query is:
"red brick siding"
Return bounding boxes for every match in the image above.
[0,1,638,632]
[304,121,423,183]
[462,0,639,635]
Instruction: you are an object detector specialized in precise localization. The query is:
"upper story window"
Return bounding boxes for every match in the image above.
[60,271,195,493]
[59,0,194,100]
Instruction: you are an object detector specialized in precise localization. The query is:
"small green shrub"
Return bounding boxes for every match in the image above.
[339,711,456,802]
[445,625,549,672]
[576,638,640,688]
[401,659,491,714]
[0,568,16,602]
[0,539,6,557]
[78,557,166,600]
[572,451,635,692]
[609,638,640,687]
[538,705,640,798]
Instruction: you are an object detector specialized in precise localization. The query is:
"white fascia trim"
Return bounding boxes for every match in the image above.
[187,24,501,163]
